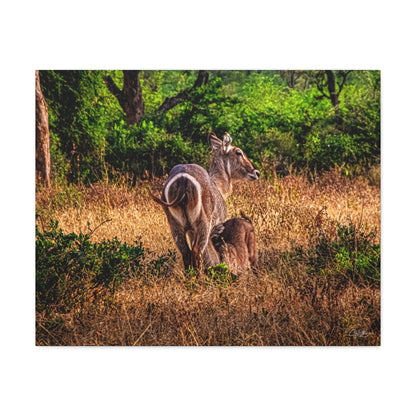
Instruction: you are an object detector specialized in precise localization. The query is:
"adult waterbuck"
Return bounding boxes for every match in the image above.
[152,132,259,271]
[210,214,258,273]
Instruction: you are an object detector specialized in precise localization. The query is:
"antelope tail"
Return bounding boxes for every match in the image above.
[240,211,253,223]
[151,192,185,207]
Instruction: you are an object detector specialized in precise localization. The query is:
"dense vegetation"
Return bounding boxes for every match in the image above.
[39,70,380,183]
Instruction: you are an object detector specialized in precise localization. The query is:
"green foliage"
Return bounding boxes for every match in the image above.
[205,263,237,287]
[36,219,176,313]
[49,131,70,183]
[341,81,381,158]
[106,119,207,177]
[40,70,122,183]
[304,223,380,287]
[304,133,372,171]
[159,76,235,141]
[40,70,380,183]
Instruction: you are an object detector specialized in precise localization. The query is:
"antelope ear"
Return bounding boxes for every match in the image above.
[208,132,222,151]
[223,132,233,153]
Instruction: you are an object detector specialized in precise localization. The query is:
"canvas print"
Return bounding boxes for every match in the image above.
[36,70,380,346]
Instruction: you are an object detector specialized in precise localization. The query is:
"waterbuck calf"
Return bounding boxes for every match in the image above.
[152,132,259,270]
[210,215,258,273]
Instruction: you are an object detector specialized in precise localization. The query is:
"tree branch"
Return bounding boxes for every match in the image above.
[316,82,330,99]
[156,70,209,115]
[103,75,125,107]
[87,218,113,237]
[336,70,352,95]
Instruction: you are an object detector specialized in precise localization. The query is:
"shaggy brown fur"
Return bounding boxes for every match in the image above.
[211,214,258,273]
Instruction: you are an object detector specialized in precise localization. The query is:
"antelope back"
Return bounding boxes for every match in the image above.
[161,163,226,226]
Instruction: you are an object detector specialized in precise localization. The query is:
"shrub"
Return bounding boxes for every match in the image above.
[36,219,176,313]
[304,132,375,173]
[205,263,237,288]
[106,120,208,178]
[304,222,380,287]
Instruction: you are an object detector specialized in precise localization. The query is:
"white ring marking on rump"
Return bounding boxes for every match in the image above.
[164,173,202,225]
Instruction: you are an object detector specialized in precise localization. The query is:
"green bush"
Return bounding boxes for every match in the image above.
[304,222,380,287]
[106,119,208,178]
[304,133,372,171]
[36,219,176,313]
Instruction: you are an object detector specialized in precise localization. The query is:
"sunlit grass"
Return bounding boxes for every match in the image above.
[36,169,380,346]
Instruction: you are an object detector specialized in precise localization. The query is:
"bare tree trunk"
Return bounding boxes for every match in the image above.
[36,70,51,188]
[325,70,340,108]
[314,70,351,111]
[104,70,145,126]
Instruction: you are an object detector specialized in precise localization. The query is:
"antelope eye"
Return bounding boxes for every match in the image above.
[236,150,243,157]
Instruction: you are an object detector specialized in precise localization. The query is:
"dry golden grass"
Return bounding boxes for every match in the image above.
[36,169,380,346]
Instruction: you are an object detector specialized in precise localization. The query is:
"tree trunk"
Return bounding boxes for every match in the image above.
[325,70,340,108]
[35,70,51,188]
[122,70,145,125]
[104,70,144,126]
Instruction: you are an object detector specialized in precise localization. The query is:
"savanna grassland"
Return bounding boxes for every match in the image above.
[36,168,380,346]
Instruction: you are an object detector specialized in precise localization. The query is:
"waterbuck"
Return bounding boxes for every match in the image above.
[210,215,258,273]
[152,132,259,271]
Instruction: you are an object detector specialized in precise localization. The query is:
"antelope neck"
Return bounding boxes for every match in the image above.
[209,158,232,198]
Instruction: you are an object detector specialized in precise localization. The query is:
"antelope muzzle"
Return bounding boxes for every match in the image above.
[248,169,260,180]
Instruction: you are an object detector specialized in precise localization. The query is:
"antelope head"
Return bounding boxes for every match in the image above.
[208,132,260,182]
